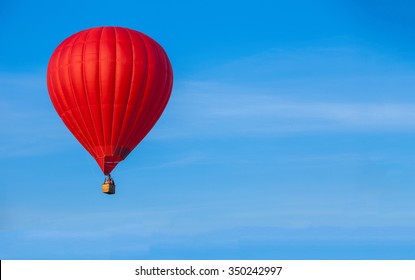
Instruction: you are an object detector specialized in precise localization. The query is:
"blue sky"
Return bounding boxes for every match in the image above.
[2,0,415,259]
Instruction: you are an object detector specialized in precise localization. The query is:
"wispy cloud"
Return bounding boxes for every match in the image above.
[154,82,415,139]
[153,45,415,139]
[0,72,71,158]
[9,204,415,246]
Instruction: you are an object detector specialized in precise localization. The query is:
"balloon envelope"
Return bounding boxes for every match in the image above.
[47,26,173,174]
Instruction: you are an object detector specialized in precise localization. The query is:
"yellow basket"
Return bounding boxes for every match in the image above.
[102,182,115,194]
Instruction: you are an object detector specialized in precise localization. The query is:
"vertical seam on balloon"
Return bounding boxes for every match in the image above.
[109,27,117,156]
[112,28,134,157]
[135,40,166,143]
[134,39,162,141]
[47,49,66,122]
[159,46,174,115]
[54,38,96,155]
[117,31,149,158]
[120,32,151,157]
[152,43,172,127]
[139,40,170,142]
[98,27,106,157]
[54,47,70,112]
[128,35,165,153]
[48,48,82,146]
[82,28,105,158]
[67,32,97,157]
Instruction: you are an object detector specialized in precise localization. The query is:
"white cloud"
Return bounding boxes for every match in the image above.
[153,81,415,139]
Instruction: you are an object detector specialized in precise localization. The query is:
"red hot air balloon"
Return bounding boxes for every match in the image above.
[47,27,173,193]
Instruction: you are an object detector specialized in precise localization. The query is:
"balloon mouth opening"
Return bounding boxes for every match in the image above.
[96,155,124,175]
